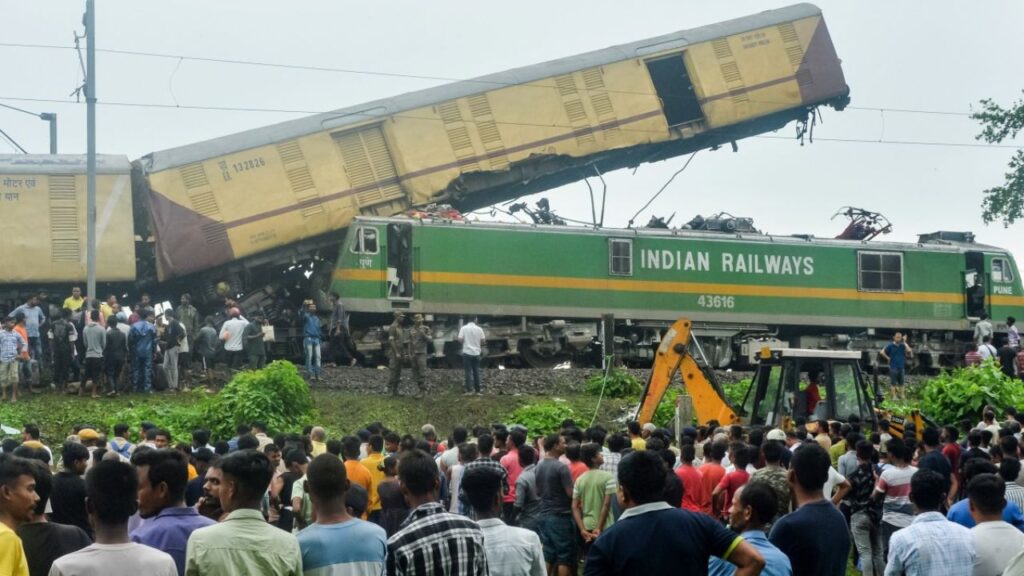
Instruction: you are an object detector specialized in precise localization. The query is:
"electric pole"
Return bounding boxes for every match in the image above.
[85,0,97,308]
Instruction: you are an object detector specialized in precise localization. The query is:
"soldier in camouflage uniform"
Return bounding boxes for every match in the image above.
[387,311,408,396]
[409,314,431,396]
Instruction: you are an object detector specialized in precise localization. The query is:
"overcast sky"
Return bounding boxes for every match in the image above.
[3,1,1023,262]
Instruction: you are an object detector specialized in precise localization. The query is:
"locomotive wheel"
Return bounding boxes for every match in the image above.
[520,347,570,369]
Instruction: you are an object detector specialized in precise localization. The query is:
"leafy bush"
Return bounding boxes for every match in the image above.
[723,378,751,407]
[507,400,576,436]
[585,368,643,398]
[919,359,1024,425]
[651,388,682,429]
[199,360,315,439]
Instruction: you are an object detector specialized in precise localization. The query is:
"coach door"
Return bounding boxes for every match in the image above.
[965,251,987,319]
[386,222,414,300]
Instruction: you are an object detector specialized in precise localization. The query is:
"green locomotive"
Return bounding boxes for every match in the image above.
[331,217,1022,369]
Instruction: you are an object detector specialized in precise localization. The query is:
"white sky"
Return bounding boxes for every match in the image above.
[2,1,1023,261]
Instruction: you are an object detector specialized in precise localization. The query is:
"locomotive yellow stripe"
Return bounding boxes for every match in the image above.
[334,268,968,304]
[991,294,1024,306]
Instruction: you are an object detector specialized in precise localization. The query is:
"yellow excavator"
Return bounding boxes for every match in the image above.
[636,318,929,438]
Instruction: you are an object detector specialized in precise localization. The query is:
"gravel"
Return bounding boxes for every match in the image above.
[310,364,757,396]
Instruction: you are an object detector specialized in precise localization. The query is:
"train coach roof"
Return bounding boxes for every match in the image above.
[0,154,132,175]
[141,3,822,173]
[351,216,1012,255]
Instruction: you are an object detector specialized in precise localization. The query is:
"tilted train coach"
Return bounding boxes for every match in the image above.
[1,3,848,307]
[332,217,1023,369]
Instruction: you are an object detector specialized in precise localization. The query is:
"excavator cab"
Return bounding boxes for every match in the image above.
[741,349,877,430]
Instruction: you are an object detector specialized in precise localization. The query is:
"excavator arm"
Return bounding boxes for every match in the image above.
[636,318,740,427]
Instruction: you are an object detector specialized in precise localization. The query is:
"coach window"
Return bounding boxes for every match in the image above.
[858,251,903,292]
[352,227,379,254]
[609,239,633,276]
[993,258,1013,283]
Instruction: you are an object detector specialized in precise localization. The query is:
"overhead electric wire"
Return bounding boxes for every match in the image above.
[0,127,27,153]
[0,94,1019,152]
[0,41,990,119]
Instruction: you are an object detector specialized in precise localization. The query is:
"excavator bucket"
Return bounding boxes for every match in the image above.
[637,318,740,426]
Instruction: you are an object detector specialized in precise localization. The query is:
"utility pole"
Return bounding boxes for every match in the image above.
[85,0,97,309]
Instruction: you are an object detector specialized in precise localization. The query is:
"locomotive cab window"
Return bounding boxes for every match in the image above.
[352,227,379,254]
[993,258,1013,283]
[609,239,633,276]
[858,251,903,292]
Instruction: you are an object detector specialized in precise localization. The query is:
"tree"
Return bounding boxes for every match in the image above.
[972,92,1024,225]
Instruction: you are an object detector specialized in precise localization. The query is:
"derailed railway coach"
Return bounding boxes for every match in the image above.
[332,217,1024,370]
[0,3,846,303]
[0,155,137,303]
[134,2,847,299]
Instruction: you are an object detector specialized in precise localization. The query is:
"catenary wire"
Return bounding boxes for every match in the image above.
[0,41,987,119]
[0,94,1019,151]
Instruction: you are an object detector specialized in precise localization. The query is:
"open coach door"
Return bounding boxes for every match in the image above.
[964,251,988,319]
[386,222,414,300]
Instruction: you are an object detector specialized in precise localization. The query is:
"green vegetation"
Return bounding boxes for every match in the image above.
[651,388,681,429]
[723,378,751,407]
[0,368,632,445]
[506,400,577,437]
[199,361,315,439]
[971,93,1024,224]
[584,367,642,398]
[917,359,1024,425]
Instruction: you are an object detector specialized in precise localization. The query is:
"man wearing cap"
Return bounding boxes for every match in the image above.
[765,428,792,468]
[219,307,249,371]
[387,311,408,396]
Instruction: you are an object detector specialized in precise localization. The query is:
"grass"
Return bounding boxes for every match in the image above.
[0,388,635,444]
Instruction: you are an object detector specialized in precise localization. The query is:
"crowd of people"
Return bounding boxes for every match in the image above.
[0,289,368,401]
[1,407,1024,575]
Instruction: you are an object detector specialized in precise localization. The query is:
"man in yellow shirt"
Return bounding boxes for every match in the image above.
[99,295,118,323]
[62,287,85,313]
[0,455,40,576]
[360,435,386,525]
[628,421,646,451]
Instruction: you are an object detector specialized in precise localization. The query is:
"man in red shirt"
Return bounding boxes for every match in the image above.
[713,444,752,521]
[675,444,707,513]
[805,373,822,417]
[941,425,962,503]
[699,441,728,516]
[499,429,526,522]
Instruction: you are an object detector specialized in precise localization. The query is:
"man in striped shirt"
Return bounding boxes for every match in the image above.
[387,450,487,576]
[872,438,917,556]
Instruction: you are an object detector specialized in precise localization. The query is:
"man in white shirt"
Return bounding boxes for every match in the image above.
[457,317,486,395]
[218,308,249,370]
[462,466,545,576]
[50,460,177,576]
[978,335,998,362]
[968,473,1024,576]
